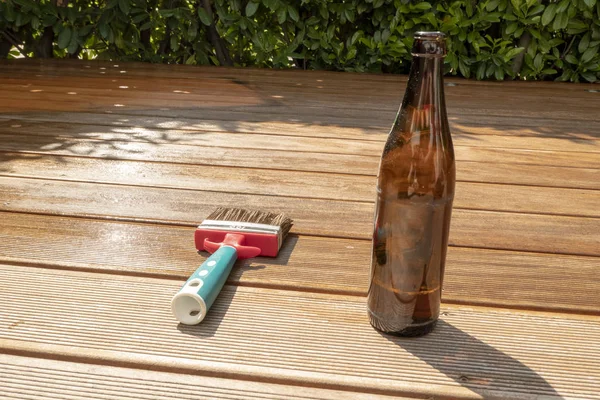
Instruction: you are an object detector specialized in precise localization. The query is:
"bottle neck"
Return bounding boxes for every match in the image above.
[404,55,446,117]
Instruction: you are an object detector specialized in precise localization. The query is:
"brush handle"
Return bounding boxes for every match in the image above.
[171,245,237,325]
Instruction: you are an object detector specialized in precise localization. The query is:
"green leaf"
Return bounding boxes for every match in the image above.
[565,54,578,64]
[579,34,591,53]
[99,23,109,39]
[305,16,318,25]
[382,29,391,43]
[486,0,499,12]
[552,12,568,30]
[533,53,543,70]
[458,60,470,78]
[582,47,598,63]
[510,0,521,12]
[514,27,524,37]
[583,0,596,8]
[170,36,179,51]
[529,4,544,15]
[79,25,94,36]
[57,27,72,49]
[374,31,381,43]
[31,15,40,30]
[345,9,355,22]
[505,47,524,59]
[67,35,79,54]
[186,55,196,65]
[556,0,569,13]
[245,1,259,17]
[132,13,147,23]
[288,6,299,22]
[197,7,212,26]
[118,0,130,15]
[413,2,431,10]
[580,71,597,82]
[346,47,357,61]
[541,4,556,26]
[506,22,518,35]
[494,67,505,80]
[188,24,198,39]
[529,28,541,40]
[568,19,588,30]
[542,68,557,74]
[277,8,286,24]
[476,63,486,80]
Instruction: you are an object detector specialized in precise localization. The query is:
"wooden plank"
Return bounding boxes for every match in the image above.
[0,75,597,116]
[1,59,596,92]
[2,111,599,143]
[0,265,598,399]
[2,119,600,157]
[1,92,598,125]
[1,212,598,314]
[0,355,402,400]
[1,133,599,187]
[1,62,597,120]
[1,153,599,216]
[0,177,599,255]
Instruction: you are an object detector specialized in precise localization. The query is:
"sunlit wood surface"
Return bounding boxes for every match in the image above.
[0,60,599,399]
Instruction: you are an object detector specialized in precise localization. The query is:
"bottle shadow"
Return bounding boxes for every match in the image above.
[378,320,564,399]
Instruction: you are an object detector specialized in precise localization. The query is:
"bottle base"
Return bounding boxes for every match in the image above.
[368,313,437,337]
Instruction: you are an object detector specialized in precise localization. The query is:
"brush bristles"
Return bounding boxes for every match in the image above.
[206,207,293,238]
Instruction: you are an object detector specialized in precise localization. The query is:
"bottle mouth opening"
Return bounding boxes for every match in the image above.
[412,31,447,57]
[414,31,446,41]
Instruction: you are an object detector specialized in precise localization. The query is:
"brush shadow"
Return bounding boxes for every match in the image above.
[182,236,298,334]
[378,320,563,399]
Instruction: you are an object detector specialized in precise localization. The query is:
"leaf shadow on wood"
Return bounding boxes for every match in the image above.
[379,319,564,399]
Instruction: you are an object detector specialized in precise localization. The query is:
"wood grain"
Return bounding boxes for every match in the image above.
[1,177,599,255]
[1,61,599,399]
[2,120,600,161]
[1,58,596,93]
[1,264,598,399]
[1,133,599,187]
[1,212,598,314]
[0,76,597,120]
[2,112,600,144]
[0,355,404,400]
[1,153,599,216]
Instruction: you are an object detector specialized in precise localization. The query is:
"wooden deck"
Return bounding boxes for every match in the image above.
[0,60,599,399]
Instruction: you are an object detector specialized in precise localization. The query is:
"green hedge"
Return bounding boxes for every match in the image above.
[1,0,599,82]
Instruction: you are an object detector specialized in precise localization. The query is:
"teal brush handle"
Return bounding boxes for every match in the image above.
[171,245,237,325]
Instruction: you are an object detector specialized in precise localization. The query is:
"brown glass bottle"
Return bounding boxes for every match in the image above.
[367,32,455,337]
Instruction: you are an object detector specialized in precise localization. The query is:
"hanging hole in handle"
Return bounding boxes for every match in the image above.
[189,310,200,316]
[187,279,203,289]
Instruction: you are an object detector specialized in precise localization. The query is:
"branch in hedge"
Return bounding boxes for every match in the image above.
[511,32,531,76]
[34,27,54,58]
[0,31,29,58]
[0,40,12,59]
[199,0,232,66]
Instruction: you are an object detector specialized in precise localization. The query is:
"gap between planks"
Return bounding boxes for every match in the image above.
[0,211,598,315]
[0,264,599,399]
[0,176,598,256]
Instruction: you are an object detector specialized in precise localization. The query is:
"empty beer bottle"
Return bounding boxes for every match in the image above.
[367,32,456,337]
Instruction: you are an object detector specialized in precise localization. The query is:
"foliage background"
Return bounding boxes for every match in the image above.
[1,0,599,82]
